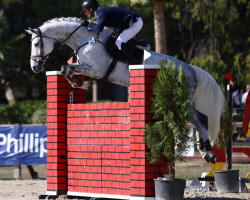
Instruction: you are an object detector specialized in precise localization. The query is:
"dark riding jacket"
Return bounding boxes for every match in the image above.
[87,6,140,32]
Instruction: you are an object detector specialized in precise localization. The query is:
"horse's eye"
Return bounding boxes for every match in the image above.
[34,43,39,47]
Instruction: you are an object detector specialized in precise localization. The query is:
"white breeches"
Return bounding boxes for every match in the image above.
[115,17,143,50]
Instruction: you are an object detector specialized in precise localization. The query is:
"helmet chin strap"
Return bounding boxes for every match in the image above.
[89,9,95,18]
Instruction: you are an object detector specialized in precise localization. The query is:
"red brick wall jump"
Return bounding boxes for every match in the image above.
[46,66,169,198]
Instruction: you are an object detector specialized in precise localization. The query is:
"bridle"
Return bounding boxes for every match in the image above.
[29,20,127,82]
[30,20,107,74]
[30,28,56,65]
[30,23,85,66]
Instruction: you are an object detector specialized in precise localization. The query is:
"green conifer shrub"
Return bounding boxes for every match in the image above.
[145,61,192,179]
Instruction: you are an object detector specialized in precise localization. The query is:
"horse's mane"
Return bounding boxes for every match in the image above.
[42,17,113,35]
[42,17,83,25]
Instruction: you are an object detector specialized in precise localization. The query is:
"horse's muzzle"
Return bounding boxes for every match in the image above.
[31,57,45,73]
[32,64,44,73]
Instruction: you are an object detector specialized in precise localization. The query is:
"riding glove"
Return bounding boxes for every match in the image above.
[82,20,89,27]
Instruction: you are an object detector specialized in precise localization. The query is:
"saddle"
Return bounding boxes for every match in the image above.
[106,31,150,65]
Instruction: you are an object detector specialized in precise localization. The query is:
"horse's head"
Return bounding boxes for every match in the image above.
[26,27,54,73]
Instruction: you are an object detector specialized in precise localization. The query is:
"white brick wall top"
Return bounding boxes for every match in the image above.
[129,65,161,70]
[46,71,62,76]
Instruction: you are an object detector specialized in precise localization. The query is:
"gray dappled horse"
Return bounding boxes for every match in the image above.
[26,17,225,164]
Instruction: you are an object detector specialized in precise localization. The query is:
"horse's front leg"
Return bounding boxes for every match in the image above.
[61,64,92,90]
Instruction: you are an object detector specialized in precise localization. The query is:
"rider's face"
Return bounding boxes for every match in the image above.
[84,8,93,19]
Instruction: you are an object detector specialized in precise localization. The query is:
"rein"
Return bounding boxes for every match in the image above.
[31,22,115,81]
[31,28,58,61]
[30,23,85,65]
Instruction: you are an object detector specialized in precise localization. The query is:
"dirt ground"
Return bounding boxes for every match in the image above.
[0,161,249,200]
[0,179,249,200]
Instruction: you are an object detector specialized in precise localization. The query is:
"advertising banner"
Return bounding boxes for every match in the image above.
[0,125,47,165]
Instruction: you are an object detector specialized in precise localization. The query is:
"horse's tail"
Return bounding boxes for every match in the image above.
[190,65,225,146]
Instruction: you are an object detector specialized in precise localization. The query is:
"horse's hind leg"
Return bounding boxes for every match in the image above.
[190,107,216,164]
[61,65,91,90]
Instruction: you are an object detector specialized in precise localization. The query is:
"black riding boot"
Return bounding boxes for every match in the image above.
[121,43,136,64]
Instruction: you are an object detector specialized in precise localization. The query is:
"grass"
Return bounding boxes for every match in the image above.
[0,165,47,180]
[0,161,249,180]
[175,160,250,179]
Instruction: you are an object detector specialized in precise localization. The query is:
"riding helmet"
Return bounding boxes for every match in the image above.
[81,0,99,11]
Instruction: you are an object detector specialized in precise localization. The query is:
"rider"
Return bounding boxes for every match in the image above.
[81,0,143,63]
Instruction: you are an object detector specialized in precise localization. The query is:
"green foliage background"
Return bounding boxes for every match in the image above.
[0,100,46,124]
[0,0,249,121]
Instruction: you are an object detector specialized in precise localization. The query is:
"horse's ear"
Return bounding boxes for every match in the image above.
[25,29,32,34]
[27,27,38,35]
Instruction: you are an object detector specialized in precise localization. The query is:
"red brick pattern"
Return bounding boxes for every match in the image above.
[46,73,85,194]
[67,103,130,196]
[130,69,169,197]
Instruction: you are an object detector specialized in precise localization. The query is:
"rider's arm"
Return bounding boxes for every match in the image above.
[87,9,106,32]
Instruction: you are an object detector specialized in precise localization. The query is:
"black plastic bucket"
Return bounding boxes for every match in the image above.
[214,170,239,193]
[154,178,186,200]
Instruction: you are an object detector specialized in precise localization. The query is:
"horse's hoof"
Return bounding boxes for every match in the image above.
[61,65,67,75]
[79,81,92,90]
[85,83,92,91]
[205,152,216,164]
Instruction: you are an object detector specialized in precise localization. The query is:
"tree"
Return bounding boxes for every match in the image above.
[145,61,191,179]
[171,0,250,87]
[152,0,167,53]
[0,1,28,104]
[0,0,83,104]
[121,0,167,54]
[1,0,249,104]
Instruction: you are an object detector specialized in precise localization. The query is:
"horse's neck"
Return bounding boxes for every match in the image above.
[41,20,95,51]
[41,19,129,86]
